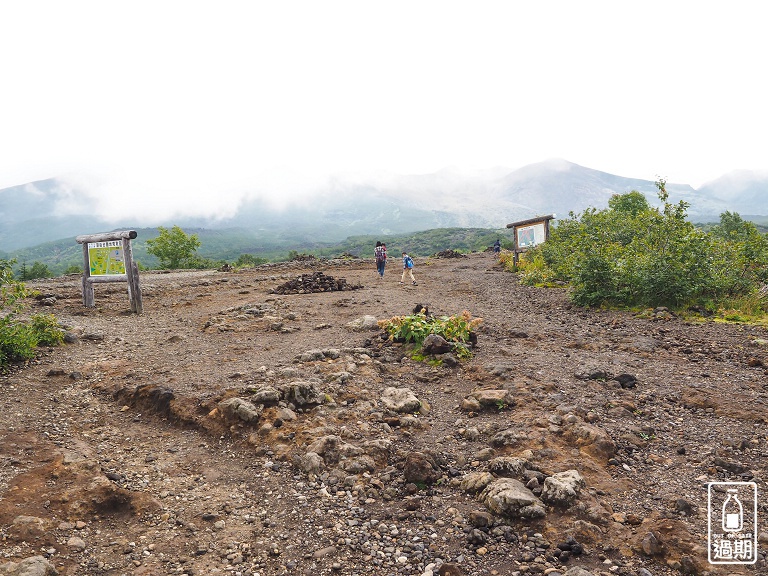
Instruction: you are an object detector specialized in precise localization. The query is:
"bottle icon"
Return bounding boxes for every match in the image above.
[722,488,743,532]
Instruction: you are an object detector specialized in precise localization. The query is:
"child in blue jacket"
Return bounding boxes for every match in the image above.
[400,252,416,285]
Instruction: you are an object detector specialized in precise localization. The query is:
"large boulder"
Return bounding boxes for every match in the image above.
[464,389,516,411]
[305,435,363,466]
[563,423,616,460]
[249,385,280,404]
[541,469,584,507]
[279,381,324,407]
[460,471,495,493]
[403,452,441,484]
[0,555,58,575]
[480,478,546,519]
[218,397,262,423]
[381,387,421,413]
[422,334,452,354]
[346,315,379,331]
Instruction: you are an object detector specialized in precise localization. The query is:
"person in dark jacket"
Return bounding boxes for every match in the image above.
[374,241,387,279]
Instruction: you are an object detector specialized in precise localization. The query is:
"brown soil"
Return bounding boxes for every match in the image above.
[2,253,767,576]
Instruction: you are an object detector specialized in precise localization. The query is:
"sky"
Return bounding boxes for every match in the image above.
[1,1,766,220]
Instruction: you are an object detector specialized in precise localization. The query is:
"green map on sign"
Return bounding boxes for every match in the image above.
[88,245,126,276]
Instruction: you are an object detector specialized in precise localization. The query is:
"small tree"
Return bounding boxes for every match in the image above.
[28,262,53,279]
[146,226,201,269]
[607,190,650,216]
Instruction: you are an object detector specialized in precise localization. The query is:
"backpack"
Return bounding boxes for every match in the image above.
[405,256,414,269]
[375,246,385,262]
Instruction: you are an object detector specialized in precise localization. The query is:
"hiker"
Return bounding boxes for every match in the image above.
[374,241,387,279]
[493,239,501,255]
[400,251,416,285]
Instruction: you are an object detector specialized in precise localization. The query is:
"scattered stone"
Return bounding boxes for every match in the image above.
[563,567,596,576]
[278,380,324,407]
[217,397,262,423]
[464,389,515,411]
[10,516,46,540]
[540,469,584,507]
[313,545,337,558]
[469,510,494,528]
[346,315,379,331]
[613,373,637,389]
[0,556,58,576]
[381,387,422,413]
[489,457,526,479]
[67,536,86,552]
[460,472,495,493]
[403,452,441,484]
[641,531,664,556]
[437,563,463,575]
[422,334,453,354]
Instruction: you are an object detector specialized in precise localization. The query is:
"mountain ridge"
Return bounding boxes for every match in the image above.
[2,159,767,252]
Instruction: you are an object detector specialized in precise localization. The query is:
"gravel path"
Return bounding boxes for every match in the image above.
[2,252,767,576]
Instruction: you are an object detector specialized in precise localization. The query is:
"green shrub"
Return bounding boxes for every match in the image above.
[235,254,269,268]
[378,310,482,359]
[0,259,64,368]
[518,180,768,315]
[30,313,65,346]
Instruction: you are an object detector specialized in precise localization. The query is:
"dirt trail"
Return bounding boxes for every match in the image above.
[2,252,767,576]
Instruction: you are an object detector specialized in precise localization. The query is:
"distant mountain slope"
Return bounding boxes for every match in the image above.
[2,159,767,252]
[697,169,768,216]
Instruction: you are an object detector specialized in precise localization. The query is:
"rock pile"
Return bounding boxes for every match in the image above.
[269,271,363,294]
[432,249,467,258]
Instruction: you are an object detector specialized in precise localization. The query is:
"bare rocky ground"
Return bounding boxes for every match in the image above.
[2,252,767,576]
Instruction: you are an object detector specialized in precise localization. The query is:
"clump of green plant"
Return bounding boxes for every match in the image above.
[497,250,516,271]
[378,310,482,360]
[0,260,65,368]
[515,250,559,286]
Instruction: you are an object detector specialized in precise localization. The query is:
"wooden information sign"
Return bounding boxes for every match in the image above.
[75,230,143,313]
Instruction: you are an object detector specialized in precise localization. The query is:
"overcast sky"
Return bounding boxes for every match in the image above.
[1,1,766,219]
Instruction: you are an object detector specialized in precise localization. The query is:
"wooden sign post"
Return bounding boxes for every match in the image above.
[506,215,555,266]
[75,230,143,313]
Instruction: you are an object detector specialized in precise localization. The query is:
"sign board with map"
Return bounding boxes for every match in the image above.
[88,241,127,276]
[506,215,555,265]
[75,230,142,313]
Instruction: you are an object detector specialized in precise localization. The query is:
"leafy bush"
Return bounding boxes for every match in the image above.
[30,313,66,346]
[519,181,768,314]
[378,310,482,359]
[146,226,201,269]
[0,260,64,368]
[235,254,270,268]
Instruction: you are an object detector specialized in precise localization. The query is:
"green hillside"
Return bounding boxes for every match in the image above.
[2,226,515,278]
